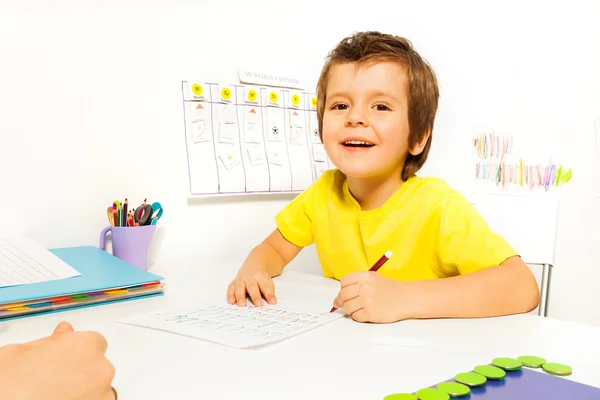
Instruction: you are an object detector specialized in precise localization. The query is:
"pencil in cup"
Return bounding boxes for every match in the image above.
[330,250,393,313]
[106,207,113,225]
[122,198,128,227]
[127,211,134,227]
[111,209,118,227]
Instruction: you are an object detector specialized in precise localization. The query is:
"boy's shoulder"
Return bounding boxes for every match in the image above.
[411,175,451,189]
[408,175,455,196]
[407,175,470,209]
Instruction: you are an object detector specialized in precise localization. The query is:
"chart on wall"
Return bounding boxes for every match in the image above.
[181,81,335,197]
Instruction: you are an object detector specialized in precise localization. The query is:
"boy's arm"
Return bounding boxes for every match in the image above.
[408,255,540,319]
[238,228,303,278]
[335,191,540,322]
[230,172,323,306]
[412,189,539,319]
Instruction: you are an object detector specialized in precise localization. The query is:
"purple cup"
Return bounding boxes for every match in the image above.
[99,225,156,270]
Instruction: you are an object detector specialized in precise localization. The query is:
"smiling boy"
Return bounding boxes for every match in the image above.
[227,31,540,323]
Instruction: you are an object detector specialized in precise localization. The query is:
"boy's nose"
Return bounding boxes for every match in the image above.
[345,110,369,127]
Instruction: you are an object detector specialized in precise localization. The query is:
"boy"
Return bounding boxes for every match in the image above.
[227,31,540,323]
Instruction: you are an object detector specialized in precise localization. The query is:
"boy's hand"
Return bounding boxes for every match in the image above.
[0,321,116,400]
[333,272,413,323]
[227,270,277,307]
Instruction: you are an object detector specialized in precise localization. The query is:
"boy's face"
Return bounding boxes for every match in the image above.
[322,61,425,181]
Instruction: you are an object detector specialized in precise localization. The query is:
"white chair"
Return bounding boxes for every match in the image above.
[525,262,552,316]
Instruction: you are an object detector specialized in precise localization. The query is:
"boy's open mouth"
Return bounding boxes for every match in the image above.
[342,140,375,148]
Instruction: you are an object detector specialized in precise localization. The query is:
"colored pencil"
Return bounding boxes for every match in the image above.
[122,198,128,227]
[111,209,118,227]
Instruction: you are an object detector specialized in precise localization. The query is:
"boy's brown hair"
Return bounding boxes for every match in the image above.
[316,31,439,181]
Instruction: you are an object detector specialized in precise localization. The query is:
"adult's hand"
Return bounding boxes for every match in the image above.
[0,321,116,400]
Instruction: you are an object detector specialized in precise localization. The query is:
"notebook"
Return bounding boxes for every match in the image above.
[0,246,165,321]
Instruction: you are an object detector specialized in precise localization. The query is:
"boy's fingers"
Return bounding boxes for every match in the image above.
[226,282,236,304]
[234,281,247,307]
[342,296,363,317]
[244,280,263,306]
[333,283,361,309]
[334,286,359,309]
[340,273,361,288]
[350,308,368,323]
[256,275,277,304]
[332,296,343,308]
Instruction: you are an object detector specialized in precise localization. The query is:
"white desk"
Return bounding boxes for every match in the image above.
[1,264,599,400]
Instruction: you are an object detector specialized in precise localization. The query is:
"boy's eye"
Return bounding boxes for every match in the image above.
[374,104,390,111]
[331,103,348,110]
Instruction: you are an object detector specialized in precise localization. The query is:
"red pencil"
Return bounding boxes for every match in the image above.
[330,250,393,313]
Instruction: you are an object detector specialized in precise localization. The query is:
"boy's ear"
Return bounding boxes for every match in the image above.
[408,129,431,156]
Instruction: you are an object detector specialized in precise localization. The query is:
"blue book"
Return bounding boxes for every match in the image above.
[422,365,600,399]
[0,246,164,321]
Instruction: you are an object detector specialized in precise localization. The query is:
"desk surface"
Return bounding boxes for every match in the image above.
[1,265,598,400]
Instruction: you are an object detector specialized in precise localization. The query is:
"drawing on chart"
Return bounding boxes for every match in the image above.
[472,130,572,192]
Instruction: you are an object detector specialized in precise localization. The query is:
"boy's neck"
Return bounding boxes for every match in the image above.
[346,173,404,211]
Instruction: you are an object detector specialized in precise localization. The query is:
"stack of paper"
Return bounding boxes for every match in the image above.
[0,237,164,321]
[0,236,81,287]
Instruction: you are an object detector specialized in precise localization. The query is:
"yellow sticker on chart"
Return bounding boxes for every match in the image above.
[221,87,232,100]
[291,94,300,106]
[191,84,203,96]
[247,89,257,102]
[269,91,278,103]
[311,97,317,108]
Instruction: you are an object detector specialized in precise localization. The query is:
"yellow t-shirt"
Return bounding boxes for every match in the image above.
[275,169,518,281]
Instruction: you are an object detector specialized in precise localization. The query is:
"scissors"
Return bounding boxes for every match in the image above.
[133,201,163,226]
[150,202,163,225]
[134,203,153,226]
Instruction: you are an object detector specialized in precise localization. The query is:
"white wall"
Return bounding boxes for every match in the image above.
[1,0,599,325]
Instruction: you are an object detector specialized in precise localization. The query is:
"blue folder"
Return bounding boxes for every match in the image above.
[0,246,165,320]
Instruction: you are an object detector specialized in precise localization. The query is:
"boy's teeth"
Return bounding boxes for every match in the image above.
[343,140,374,147]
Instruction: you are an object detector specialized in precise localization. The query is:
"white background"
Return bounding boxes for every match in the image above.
[0,0,599,325]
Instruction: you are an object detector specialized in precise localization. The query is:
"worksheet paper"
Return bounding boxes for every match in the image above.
[0,236,80,288]
[119,278,344,348]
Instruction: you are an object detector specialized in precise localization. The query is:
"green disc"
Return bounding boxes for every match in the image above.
[542,362,572,376]
[383,394,417,400]
[474,365,506,380]
[518,355,546,368]
[492,357,522,370]
[454,372,487,387]
[415,388,450,400]
[437,382,471,397]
